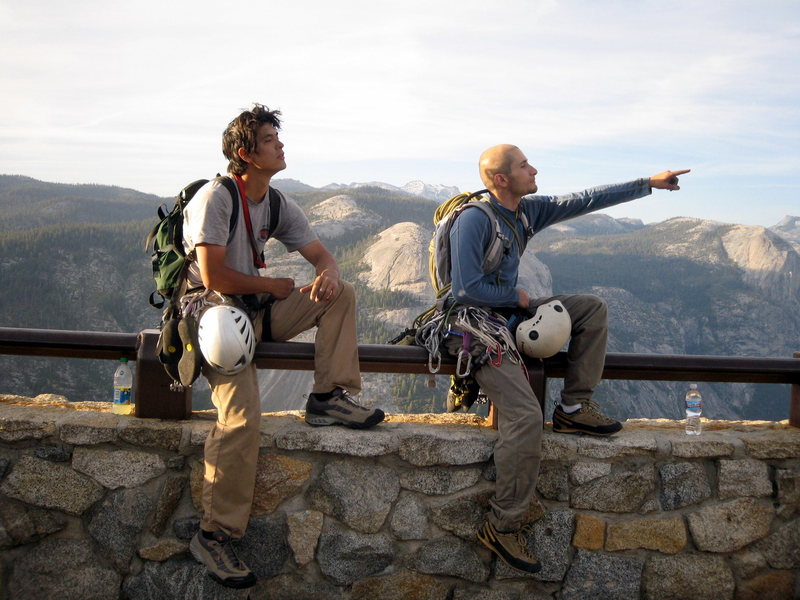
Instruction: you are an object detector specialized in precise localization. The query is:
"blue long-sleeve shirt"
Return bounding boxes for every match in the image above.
[449,178,652,307]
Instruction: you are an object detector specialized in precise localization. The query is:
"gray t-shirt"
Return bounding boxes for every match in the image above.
[182,177,318,289]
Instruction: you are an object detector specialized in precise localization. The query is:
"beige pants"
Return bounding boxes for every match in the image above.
[448,294,607,531]
[200,281,360,537]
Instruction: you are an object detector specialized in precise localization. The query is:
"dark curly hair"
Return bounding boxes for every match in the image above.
[222,104,282,175]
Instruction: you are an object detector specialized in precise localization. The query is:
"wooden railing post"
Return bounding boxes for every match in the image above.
[135,330,192,420]
[791,352,800,428]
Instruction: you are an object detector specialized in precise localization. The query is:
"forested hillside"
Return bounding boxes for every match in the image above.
[0,175,161,231]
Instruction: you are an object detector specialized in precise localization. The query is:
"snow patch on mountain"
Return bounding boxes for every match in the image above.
[318,180,460,202]
[401,181,460,202]
[549,213,644,236]
[321,181,401,193]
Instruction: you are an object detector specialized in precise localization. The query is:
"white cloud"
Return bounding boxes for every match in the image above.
[0,0,798,225]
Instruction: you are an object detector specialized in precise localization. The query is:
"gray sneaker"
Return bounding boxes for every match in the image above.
[305,388,385,429]
[477,520,541,573]
[189,530,256,589]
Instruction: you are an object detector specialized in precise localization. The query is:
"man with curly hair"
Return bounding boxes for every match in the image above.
[183,104,384,589]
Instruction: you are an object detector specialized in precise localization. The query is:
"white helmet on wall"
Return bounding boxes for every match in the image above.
[197,305,256,375]
[515,300,571,359]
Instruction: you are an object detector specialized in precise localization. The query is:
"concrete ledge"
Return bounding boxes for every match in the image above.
[0,395,798,599]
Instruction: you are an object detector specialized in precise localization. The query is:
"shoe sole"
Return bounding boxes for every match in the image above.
[158,318,182,383]
[177,316,202,387]
[305,410,385,430]
[189,539,257,590]
[476,528,541,573]
[552,416,622,437]
[552,425,619,437]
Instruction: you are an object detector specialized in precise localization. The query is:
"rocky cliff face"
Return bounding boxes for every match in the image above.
[307,194,381,238]
[771,215,800,253]
[359,223,432,301]
[721,224,800,302]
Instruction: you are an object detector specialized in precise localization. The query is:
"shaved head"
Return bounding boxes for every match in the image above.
[479,144,521,191]
[478,144,538,204]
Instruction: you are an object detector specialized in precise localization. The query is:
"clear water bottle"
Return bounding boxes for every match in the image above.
[113,357,133,415]
[684,383,702,435]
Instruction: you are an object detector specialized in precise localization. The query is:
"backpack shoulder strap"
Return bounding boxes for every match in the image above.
[463,199,511,275]
[267,187,281,239]
[216,175,240,244]
[464,200,500,230]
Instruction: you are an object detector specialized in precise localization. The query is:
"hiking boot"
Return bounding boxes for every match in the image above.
[305,388,385,429]
[552,400,622,436]
[446,375,480,412]
[189,530,256,589]
[177,315,202,387]
[477,520,541,573]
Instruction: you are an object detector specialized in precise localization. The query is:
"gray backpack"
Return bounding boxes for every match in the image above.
[428,190,531,299]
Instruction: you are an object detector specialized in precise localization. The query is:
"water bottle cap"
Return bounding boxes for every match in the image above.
[689,383,697,390]
[120,357,128,363]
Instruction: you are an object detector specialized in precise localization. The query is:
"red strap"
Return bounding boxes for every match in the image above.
[233,175,266,269]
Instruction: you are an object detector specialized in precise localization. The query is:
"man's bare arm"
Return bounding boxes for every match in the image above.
[195,243,294,298]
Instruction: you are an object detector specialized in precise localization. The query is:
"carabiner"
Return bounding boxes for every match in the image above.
[456,349,472,378]
[490,344,503,367]
[428,351,442,374]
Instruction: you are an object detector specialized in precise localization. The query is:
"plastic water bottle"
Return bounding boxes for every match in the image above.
[113,357,133,415]
[684,383,702,435]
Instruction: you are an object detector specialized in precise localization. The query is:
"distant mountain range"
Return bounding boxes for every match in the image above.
[1,174,798,422]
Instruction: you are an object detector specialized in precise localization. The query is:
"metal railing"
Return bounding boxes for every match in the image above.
[0,327,798,427]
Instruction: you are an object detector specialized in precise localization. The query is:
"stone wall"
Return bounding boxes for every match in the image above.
[0,394,798,600]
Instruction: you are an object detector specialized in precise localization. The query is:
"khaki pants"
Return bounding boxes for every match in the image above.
[449,293,607,531]
[535,294,608,407]
[200,281,360,537]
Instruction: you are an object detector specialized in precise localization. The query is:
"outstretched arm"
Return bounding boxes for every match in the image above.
[649,169,691,190]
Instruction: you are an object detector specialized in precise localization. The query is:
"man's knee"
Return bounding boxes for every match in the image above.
[336,279,355,304]
[562,294,607,328]
[584,294,607,320]
[496,392,543,432]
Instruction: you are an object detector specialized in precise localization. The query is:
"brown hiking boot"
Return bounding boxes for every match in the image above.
[552,399,622,436]
[305,388,385,429]
[477,520,541,573]
[189,530,256,589]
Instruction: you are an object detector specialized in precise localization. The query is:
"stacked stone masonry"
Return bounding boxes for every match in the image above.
[0,394,798,600]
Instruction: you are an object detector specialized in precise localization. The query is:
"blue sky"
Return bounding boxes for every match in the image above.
[1,0,798,226]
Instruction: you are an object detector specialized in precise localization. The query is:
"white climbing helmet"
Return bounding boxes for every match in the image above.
[515,300,571,359]
[197,305,256,375]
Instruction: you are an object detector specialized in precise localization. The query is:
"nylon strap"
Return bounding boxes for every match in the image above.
[233,175,267,269]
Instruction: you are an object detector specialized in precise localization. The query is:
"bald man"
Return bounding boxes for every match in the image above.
[446,144,688,572]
